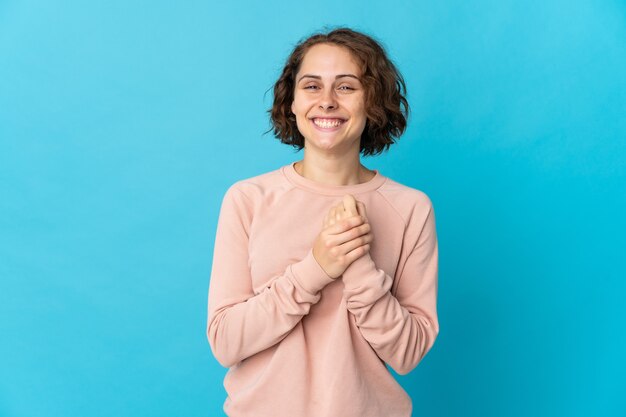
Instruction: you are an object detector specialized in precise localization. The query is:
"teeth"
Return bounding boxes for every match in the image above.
[313,118,343,128]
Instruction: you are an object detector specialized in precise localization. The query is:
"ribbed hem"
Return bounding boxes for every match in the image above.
[282,161,387,196]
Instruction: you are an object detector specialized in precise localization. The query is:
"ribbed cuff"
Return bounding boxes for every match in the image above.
[290,249,336,294]
[342,253,392,307]
[342,252,379,288]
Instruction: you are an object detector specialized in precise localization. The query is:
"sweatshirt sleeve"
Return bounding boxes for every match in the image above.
[341,199,439,375]
[207,184,335,368]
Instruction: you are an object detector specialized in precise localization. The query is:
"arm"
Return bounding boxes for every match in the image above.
[207,185,334,368]
[342,201,439,375]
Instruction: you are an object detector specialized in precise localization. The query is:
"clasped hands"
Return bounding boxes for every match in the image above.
[312,194,373,279]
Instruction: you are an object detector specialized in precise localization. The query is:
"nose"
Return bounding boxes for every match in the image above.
[318,88,337,111]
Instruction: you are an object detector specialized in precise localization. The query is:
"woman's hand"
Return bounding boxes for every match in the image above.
[312,195,373,279]
[328,194,369,224]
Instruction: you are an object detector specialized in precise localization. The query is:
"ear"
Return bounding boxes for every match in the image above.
[290,101,295,115]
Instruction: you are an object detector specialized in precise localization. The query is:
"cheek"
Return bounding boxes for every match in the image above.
[292,104,309,134]
[353,104,368,132]
[294,115,307,131]
[292,102,316,129]
[291,96,308,117]
[349,95,366,117]
[354,103,367,124]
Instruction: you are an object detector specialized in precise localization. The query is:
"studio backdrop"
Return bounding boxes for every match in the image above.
[1,1,625,416]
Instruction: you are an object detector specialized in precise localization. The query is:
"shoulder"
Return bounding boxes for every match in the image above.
[222,165,292,207]
[377,175,435,223]
[376,174,437,245]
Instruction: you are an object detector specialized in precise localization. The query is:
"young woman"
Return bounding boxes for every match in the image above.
[207,27,439,417]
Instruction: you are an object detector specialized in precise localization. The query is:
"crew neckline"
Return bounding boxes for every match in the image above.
[282,161,387,196]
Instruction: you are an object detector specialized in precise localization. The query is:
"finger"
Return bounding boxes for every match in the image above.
[329,207,337,227]
[336,203,350,221]
[343,194,359,217]
[344,243,370,263]
[335,205,344,222]
[356,201,368,223]
[325,214,365,236]
[328,207,337,226]
[334,229,373,255]
[327,221,371,246]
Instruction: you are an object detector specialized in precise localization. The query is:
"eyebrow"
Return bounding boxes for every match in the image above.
[297,74,361,83]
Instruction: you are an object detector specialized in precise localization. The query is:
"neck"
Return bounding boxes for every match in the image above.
[294,152,375,186]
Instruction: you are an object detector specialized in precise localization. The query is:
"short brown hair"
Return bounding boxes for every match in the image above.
[267,27,410,156]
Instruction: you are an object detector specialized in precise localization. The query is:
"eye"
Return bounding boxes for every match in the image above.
[304,85,319,90]
[338,85,355,91]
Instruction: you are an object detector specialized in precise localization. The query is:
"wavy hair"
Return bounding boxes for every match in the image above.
[267,27,409,156]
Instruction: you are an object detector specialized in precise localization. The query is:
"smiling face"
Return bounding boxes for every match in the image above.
[291,43,367,154]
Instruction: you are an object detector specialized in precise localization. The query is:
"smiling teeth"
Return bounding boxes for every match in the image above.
[313,118,343,128]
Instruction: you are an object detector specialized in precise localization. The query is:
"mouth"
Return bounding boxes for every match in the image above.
[310,117,347,131]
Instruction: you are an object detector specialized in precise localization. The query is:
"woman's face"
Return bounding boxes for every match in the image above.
[291,43,367,155]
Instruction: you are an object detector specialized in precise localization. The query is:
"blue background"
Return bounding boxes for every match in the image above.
[1,0,625,416]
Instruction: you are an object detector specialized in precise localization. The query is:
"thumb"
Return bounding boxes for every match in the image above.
[342,194,359,217]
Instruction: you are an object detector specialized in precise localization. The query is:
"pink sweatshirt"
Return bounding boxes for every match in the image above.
[207,161,439,417]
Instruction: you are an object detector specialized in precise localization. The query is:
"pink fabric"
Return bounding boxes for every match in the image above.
[207,161,439,417]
